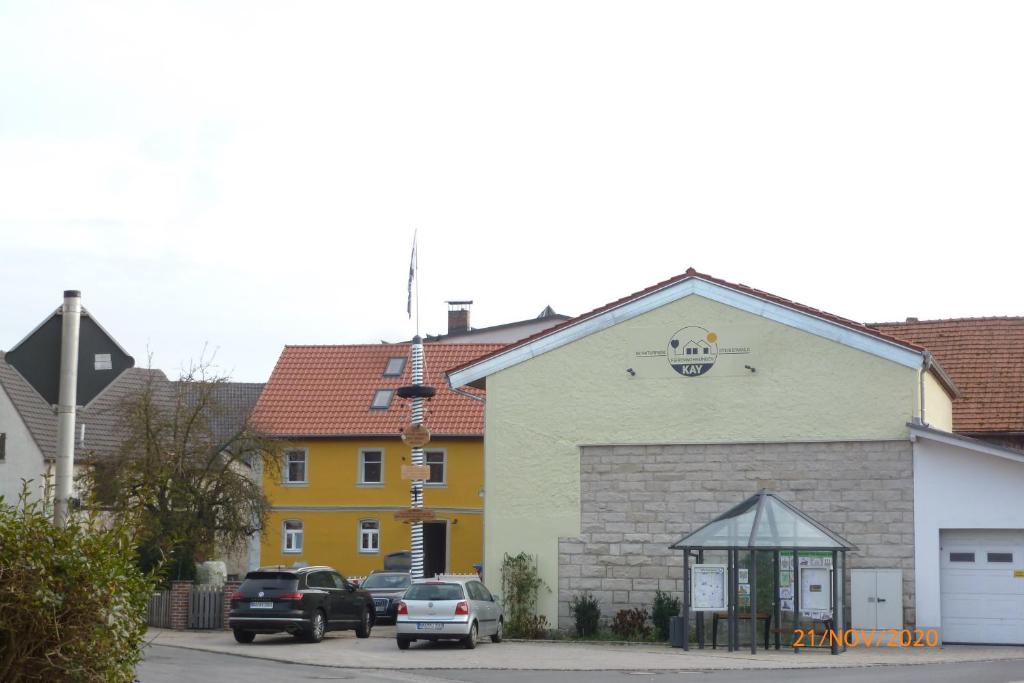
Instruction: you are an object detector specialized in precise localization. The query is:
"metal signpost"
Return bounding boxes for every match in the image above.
[53,291,81,527]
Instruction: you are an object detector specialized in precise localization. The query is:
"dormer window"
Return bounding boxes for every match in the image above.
[371,389,394,410]
[383,357,406,377]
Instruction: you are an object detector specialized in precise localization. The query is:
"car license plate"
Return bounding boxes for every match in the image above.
[416,622,443,630]
[250,601,273,609]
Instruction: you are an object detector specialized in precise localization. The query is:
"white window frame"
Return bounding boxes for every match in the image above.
[283,448,308,485]
[359,449,384,486]
[283,519,303,554]
[424,449,447,487]
[359,519,380,554]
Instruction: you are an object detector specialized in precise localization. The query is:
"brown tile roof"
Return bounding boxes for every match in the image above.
[448,267,928,379]
[252,343,503,438]
[870,317,1024,434]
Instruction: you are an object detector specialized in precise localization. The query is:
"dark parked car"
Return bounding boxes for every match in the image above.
[359,571,411,624]
[228,565,375,643]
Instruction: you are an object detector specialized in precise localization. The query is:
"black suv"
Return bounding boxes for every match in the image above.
[228,565,375,643]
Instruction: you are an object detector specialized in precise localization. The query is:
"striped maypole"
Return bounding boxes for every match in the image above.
[409,336,425,579]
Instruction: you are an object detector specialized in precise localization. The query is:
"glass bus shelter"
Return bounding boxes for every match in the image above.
[669,490,856,655]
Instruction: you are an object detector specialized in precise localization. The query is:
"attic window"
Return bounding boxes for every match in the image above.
[371,389,394,410]
[383,357,406,377]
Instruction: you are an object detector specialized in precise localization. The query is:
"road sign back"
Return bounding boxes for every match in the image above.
[5,307,134,406]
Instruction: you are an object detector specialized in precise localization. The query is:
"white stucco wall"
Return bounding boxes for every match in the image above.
[483,294,922,623]
[0,385,48,505]
[912,434,1024,632]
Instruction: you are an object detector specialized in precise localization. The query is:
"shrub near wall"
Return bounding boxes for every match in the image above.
[0,491,153,682]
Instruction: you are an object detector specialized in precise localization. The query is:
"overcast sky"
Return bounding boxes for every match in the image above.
[1,2,1021,382]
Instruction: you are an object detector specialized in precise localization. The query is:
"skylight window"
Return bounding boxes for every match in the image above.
[384,357,406,377]
[371,389,394,410]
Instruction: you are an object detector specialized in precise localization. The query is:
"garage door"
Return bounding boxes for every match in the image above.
[940,530,1024,644]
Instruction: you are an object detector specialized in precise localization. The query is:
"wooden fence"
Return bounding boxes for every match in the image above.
[147,585,225,629]
[188,585,224,629]
[146,591,171,628]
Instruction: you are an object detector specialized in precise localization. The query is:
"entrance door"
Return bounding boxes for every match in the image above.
[940,530,1024,644]
[423,521,447,578]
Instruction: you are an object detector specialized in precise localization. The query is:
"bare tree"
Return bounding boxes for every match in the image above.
[83,361,280,581]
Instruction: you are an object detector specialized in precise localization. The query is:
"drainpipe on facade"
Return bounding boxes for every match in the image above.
[919,352,933,427]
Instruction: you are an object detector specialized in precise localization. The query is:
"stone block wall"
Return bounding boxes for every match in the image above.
[557,441,915,630]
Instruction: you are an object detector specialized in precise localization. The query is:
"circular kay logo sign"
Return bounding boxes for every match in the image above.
[668,326,719,377]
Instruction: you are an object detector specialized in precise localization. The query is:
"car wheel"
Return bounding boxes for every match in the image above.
[397,637,411,650]
[305,609,326,643]
[491,618,503,643]
[463,621,478,649]
[233,628,255,644]
[355,607,372,638]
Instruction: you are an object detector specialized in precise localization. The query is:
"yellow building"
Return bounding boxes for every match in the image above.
[253,342,500,578]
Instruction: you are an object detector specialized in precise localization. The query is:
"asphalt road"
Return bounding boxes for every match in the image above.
[137,644,1024,683]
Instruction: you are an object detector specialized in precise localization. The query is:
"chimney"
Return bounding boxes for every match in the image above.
[446,301,472,334]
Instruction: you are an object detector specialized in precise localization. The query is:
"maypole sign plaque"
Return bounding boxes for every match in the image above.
[401,423,431,448]
[394,508,437,523]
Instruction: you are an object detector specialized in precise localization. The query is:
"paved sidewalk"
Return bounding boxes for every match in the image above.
[145,627,1024,671]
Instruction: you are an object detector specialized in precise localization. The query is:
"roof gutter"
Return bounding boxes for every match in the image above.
[450,385,485,404]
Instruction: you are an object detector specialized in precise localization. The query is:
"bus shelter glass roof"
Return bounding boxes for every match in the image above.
[669,491,856,551]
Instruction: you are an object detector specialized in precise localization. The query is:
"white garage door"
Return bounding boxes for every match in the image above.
[940,530,1024,644]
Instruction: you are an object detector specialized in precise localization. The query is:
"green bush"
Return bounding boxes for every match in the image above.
[569,592,601,637]
[500,552,547,638]
[651,590,681,640]
[0,487,154,682]
[610,607,652,640]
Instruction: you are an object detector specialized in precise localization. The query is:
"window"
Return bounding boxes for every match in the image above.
[949,552,975,563]
[0,433,5,462]
[425,450,446,486]
[360,450,383,484]
[383,357,406,377]
[988,552,1014,563]
[283,520,303,553]
[307,571,331,588]
[371,389,394,410]
[359,519,380,553]
[330,572,347,589]
[284,449,307,484]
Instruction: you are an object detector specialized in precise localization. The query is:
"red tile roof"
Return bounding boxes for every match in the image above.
[870,318,1024,434]
[252,343,503,437]
[448,267,929,379]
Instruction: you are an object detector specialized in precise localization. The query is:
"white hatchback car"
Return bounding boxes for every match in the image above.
[395,575,503,649]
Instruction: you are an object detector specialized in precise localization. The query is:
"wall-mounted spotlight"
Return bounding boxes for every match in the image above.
[744,365,756,373]
[626,368,636,376]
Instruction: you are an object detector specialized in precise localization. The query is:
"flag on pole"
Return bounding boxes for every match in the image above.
[407,231,417,319]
